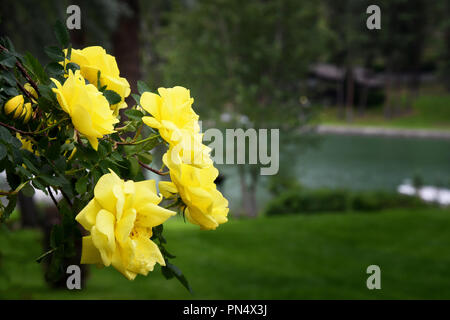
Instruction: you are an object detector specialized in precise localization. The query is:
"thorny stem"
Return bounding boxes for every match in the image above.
[0,64,36,102]
[0,44,40,96]
[0,120,31,135]
[0,118,68,136]
[137,158,169,176]
[116,133,159,146]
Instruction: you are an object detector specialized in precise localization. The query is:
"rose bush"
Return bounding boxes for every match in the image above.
[0,22,228,290]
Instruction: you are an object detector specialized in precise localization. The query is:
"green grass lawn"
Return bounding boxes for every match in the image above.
[2,208,450,299]
[318,94,450,130]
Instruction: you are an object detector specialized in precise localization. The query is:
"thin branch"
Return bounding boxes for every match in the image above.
[0,64,36,101]
[0,120,31,135]
[0,190,15,196]
[47,187,58,207]
[0,118,67,136]
[137,159,169,176]
[0,44,40,96]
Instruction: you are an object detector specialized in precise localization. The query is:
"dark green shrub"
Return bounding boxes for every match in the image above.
[264,188,430,216]
[351,191,429,212]
[265,189,351,216]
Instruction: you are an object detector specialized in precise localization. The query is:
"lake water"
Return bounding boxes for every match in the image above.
[2,134,448,212]
[217,134,450,212]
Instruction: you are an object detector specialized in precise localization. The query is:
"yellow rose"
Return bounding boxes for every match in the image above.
[140,86,200,145]
[76,170,176,280]
[172,132,213,168]
[51,69,119,150]
[64,46,131,113]
[141,86,212,167]
[160,148,229,230]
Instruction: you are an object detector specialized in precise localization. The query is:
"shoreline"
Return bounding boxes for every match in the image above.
[315,125,450,139]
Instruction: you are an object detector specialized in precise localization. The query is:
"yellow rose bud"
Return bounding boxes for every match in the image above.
[4,95,25,118]
[24,83,38,101]
[22,102,32,123]
[75,170,176,280]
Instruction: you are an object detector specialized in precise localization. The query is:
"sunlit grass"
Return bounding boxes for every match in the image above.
[2,208,450,299]
[318,94,450,130]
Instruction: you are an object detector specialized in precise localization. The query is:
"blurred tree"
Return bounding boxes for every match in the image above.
[380,0,428,118]
[157,0,325,217]
[433,0,450,91]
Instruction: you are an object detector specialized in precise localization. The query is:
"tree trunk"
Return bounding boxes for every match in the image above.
[358,84,368,116]
[336,80,345,119]
[238,166,258,218]
[18,192,39,228]
[384,72,394,119]
[345,67,354,122]
[113,0,140,102]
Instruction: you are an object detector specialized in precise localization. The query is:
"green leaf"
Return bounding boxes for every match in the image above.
[36,96,53,113]
[124,109,144,121]
[38,84,57,103]
[0,195,17,222]
[66,62,80,73]
[54,156,67,173]
[0,127,13,144]
[66,44,72,60]
[6,169,20,189]
[137,152,153,164]
[0,54,16,68]
[3,72,16,86]
[45,142,61,161]
[161,265,175,279]
[46,62,64,76]
[44,46,64,61]
[23,52,49,84]
[103,90,121,105]
[75,176,88,195]
[160,246,176,259]
[131,93,141,105]
[31,179,47,192]
[137,80,150,95]
[0,144,6,160]
[129,157,140,177]
[163,262,194,294]
[53,20,69,48]
[39,174,65,187]
[22,157,39,173]
[4,87,19,96]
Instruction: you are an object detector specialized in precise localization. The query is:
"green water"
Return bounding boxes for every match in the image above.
[218,134,450,212]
